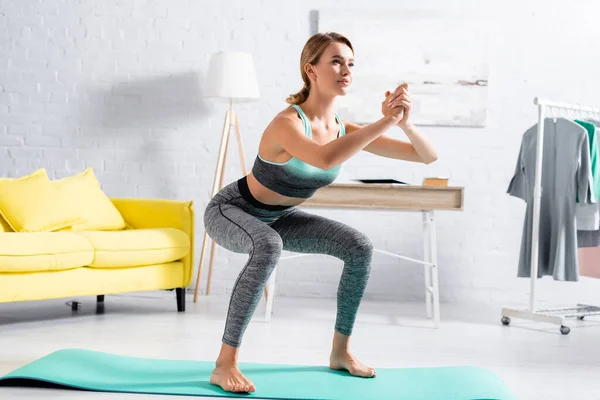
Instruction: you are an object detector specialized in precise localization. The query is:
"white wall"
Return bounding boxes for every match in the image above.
[2,0,600,308]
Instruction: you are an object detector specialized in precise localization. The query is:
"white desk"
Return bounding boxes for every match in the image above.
[264,183,465,327]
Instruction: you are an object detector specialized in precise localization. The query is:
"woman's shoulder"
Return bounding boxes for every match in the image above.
[262,106,304,138]
[275,105,299,120]
[267,106,301,128]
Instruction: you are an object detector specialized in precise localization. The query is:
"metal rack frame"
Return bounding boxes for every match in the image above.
[501,97,600,334]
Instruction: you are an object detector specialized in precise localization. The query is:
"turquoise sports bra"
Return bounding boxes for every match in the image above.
[251,104,346,198]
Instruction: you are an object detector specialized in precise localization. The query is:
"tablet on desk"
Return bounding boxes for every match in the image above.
[353,179,409,185]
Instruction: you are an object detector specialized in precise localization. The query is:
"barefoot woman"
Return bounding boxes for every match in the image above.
[204,32,438,393]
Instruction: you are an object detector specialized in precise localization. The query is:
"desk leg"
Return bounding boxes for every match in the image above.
[423,210,440,327]
[422,211,433,319]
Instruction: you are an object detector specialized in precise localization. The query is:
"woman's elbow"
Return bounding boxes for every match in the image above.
[421,152,438,164]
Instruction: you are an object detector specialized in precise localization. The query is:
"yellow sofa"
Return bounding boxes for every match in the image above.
[0,169,195,312]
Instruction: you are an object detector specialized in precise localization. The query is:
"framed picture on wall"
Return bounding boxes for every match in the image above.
[318,9,490,127]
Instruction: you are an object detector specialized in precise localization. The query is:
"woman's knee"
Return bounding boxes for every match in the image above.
[344,230,374,262]
[254,234,283,266]
[338,230,372,290]
[203,203,220,238]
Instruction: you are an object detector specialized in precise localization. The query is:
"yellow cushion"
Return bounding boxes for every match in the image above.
[0,232,95,272]
[53,168,126,231]
[0,215,12,232]
[0,262,184,303]
[0,169,83,232]
[74,228,190,268]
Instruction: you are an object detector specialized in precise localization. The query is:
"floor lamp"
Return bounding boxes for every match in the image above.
[193,52,268,302]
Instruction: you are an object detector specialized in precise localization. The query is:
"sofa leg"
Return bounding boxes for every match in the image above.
[176,288,185,312]
[95,295,105,314]
[71,301,81,312]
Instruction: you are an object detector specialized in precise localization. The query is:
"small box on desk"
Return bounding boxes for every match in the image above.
[423,177,449,187]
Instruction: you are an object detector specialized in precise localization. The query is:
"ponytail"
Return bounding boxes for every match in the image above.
[285,84,310,105]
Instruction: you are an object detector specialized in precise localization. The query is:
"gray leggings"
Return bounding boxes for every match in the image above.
[204,177,373,348]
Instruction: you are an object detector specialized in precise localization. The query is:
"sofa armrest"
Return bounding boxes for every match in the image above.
[110,198,195,287]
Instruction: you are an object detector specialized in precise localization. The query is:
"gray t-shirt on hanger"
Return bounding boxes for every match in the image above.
[507,118,593,281]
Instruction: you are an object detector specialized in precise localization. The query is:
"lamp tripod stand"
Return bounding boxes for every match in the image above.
[193,100,270,303]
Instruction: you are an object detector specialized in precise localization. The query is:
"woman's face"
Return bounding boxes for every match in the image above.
[308,42,354,96]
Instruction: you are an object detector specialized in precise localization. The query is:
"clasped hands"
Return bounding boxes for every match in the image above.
[381,83,411,127]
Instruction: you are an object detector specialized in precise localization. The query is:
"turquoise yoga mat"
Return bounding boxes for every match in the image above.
[0,349,516,399]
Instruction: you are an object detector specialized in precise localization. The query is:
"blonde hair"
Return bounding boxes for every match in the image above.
[286,32,354,105]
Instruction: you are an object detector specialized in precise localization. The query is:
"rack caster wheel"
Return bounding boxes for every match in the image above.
[501,316,510,325]
[577,316,585,320]
[560,326,570,335]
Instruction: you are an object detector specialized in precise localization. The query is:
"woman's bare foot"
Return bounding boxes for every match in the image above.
[330,350,376,378]
[329,331,376,378]
[209,343,256,393]
[210,364,255,393]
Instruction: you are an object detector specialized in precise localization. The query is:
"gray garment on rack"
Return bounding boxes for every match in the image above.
[508,118,593,281]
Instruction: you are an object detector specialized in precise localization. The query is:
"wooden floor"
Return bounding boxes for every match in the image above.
[0,291,598,399]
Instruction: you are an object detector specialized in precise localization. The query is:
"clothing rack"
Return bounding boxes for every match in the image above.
[501,97,600,335]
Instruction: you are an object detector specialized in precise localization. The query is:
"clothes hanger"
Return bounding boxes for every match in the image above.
[587,107,600,126]
[568,106,575,120]
[574,107,580,120]
[550,106,558,123]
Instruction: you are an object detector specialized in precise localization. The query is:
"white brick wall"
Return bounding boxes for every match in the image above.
[2,0,600,308]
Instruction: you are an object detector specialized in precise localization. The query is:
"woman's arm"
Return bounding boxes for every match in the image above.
[274,114,401,170]
[344,120,438,164]
[343,83,438,164]
[274,102,403,170]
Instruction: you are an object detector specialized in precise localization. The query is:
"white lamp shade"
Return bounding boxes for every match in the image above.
[204,52,260,102]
